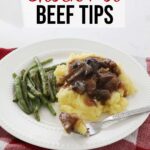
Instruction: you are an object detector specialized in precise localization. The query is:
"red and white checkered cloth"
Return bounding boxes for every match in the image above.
[0,48,150,150]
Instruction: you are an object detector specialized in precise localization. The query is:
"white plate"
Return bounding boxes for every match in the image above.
[0,39,150,150]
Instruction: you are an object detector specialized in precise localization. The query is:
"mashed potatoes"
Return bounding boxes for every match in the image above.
[54,53,136,122]
[57,88,103,121]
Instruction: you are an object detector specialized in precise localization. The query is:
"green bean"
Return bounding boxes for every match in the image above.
[52,73,57,96]
[47,73,55,102]
[40,95,48,105]
[13,88,18,102]
[48,72,58,102]
[23,68,31,82]
[47,102,56,116]
[29,67,50,77]
[29,68,39,75]
[45,67,55,72]
[21,81,28,100]
[12,73,17,79]
[29,75,36,88]
[28,92,36,100]
[31,58,53,69]
[27,78,41,96]
[40,96,56,116]
[12,57,59,121]
[23,57,53,82]
[21,80,32,111]
[20,70,38,112]
[21,70,26,79]
[13,99,18,102]
[29,67,49,76]
[15,76,31,114]
[13,78,18,102]
[29,71,37,80]
[13,84,18,102]
[34,57,48,96]
[17,101,29,114]
[29,62,66,76]
[45,62,66,72]
[28,74,43,119]
[32,73,42,92]
[20,70,29,102]
[34,108,40,121]
[33,98,41,121]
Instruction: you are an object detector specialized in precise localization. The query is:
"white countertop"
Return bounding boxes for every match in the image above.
[0,0,150,57]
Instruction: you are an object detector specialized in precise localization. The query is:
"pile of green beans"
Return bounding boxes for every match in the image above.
[12,57,64,121]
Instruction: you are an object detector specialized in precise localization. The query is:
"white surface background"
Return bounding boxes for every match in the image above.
[0,0,150,57]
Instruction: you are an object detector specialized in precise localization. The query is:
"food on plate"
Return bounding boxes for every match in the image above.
[54,53,136,134]
[59,112,88,135]
[12,56,62,121]
[12,53,136,136]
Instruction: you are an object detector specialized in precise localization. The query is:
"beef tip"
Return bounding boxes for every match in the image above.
[103,58,114,66]
[59,112,78,133]
[112,66,120,76]
[98,72,115,84]
[85,58,103,70]
[72,81,86,94]
[109,60,117,68]
[67,67,85,83]
[104,77,120,91]
[103,59,120,76]
[68,62,93,83]
[69,60,84,73]
[96,72,115,89]
[97,79,104,88]
[85,78,96,96]
[98,60,108,68]
[95,90,111,104]
[84,63,93,76]
[103,59,111,68]
[98,67,109,73]
[65,56,122,104]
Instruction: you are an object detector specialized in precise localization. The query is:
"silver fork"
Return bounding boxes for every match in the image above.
[86,106,150,136]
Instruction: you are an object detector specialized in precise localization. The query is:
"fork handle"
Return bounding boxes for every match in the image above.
[103,106,150,123]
